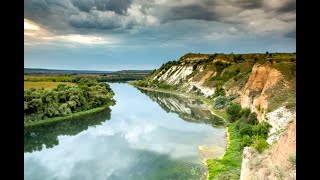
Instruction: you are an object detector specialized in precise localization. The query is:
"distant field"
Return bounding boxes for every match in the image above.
[24,82,77,90]
[24,75,74,82]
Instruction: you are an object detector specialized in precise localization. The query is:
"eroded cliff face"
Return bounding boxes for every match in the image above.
[238,64,296,144]
[240,64,283,121]
[152,64,217,97]
[153,65,194,85]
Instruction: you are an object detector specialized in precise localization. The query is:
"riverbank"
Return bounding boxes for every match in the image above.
[25,106,110,128]
[128,83,244,179]
[206,123,243,179]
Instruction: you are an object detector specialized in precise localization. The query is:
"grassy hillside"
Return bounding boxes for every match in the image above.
[141,52,295,90]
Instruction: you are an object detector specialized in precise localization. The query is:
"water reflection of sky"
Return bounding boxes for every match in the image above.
[24,83,226,180]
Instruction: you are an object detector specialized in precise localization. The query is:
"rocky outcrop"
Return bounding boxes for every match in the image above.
[154,65,193,85]
[238,64,295,144]
[266,106,296,145]
[154,65,216,97]
[240,64,284,122]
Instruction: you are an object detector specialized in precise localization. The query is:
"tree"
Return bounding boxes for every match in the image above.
[24,77,115,123]
[213,96,229,110]
[212,86,226,98]
[226,103,242,122]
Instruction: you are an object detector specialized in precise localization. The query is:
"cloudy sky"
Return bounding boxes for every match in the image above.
[24,0,296,71]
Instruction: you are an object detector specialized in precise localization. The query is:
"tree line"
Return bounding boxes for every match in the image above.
[24,73,146,83]
[24,77,115,123]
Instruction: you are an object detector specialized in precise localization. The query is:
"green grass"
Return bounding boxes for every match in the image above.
[24,81,77,90]
[25,106,109,127]
[206,123,243,180]
[288,154,296,168]
[203,62,254,87]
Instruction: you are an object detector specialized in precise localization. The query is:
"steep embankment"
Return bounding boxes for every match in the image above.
[240,120,296,179]
[135,52,296,179]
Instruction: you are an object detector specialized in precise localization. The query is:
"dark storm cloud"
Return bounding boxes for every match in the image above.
[146,0,265,23]
[236,0,263,9]
[277,0,296,13]
[158,4,218,22]
[24,0,296,39]
[71,0,133,15]
[24,0,135,32]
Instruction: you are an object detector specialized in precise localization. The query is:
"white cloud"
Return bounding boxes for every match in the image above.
[24,18,119,46]
[24,19,40,30]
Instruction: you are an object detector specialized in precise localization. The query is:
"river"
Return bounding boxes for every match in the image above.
[24,83,227,180]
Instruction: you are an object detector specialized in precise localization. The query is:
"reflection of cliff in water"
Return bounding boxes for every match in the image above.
[139,89,225,127]
[24,107,111,153]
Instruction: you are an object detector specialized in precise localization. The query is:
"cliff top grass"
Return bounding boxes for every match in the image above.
[178,52,295,63]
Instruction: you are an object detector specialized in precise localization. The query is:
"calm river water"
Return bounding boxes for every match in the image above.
[24,83,226,180]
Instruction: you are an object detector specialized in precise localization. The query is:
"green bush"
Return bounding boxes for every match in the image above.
[240,108,250,119]
[213,96,230,110]
[288,154,296,167]
[212,86,226,98]
[252,121,272,139]
[238,123,253,137]
[214,61,229,73]
[251,136,268,153]
[226,103,242,122]
[247,112,258,125]
[136,80,148,87]
[242,135,252,147]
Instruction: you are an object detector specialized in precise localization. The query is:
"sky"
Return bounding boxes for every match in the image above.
[24,0,296,71]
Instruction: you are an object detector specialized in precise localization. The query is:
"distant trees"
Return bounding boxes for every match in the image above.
[209,53,218,60]
[24,74,147,83]
[159,60,181,71]
[234,55,244,63]
[24,77,115,123]
[214,61,229,73]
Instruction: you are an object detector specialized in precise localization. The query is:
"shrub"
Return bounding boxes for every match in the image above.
[288,154,296,167]
[136,80,148,87]
[239,123,253,137]
[226,103,242,122]
[242,135,252,147]
[252,121,272,139]
[193,64,197,70]
[251,136,268,153]
[196,89,204,95]
[247,112,258,125]
[240,108,250,119]
[213,96,230,110]
[212,86,226,98]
